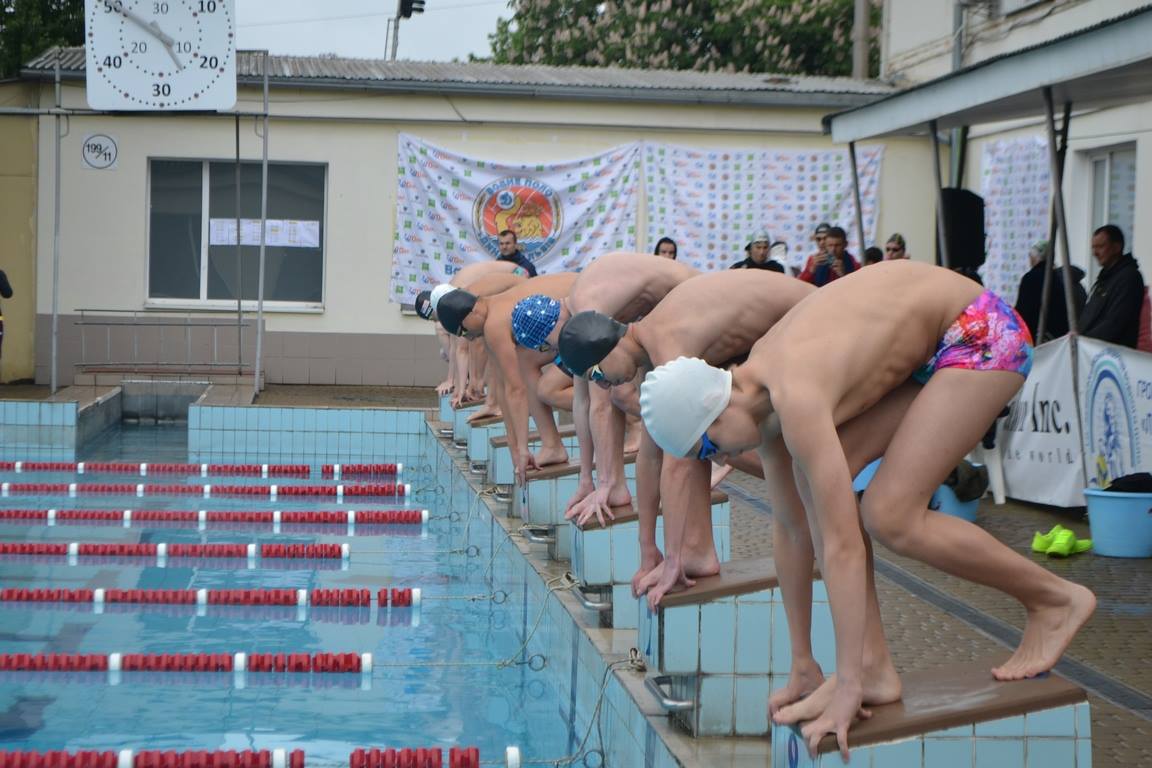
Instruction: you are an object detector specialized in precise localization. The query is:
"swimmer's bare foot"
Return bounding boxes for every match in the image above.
[534,444,569,467]
[631,547,663,597]
[710,463,734,489]
[467,404,501,422]
[769,658,825,717]
[436,380,453,396]
[773,662,902,726]
[992,583,1096,681]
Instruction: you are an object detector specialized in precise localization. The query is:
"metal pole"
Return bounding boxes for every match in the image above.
[930,119,951,269]
[852,0,869,79]
[254,51,269,400]
[390,15,401,61]
[847,141,867,256]
[384,18,394,59]
[1043,87,1088,488]
[1044,89,1079,336]
[235,113,243,373]
[1037,101,1071,342]
[50,49,62,394]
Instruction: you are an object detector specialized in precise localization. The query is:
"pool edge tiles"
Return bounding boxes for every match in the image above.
[433,417,765,768]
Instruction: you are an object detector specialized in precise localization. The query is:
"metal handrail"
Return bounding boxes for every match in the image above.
[75,309,254,374]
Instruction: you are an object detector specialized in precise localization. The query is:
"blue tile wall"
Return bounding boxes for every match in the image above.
[187,405,430,463]
[0,400,79,460]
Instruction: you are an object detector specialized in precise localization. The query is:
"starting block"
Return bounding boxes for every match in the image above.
[488,425,579,499]
[435,394,454,437]
[514,453,638,560]
[450,399,485,449]
[466,414,505,474]
[568,490,731,629]
[772,658,1090,767]
[638,558,833,737]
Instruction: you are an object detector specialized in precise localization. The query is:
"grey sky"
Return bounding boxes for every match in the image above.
[235,0,510,62]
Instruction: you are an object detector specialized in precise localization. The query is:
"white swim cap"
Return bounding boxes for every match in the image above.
[429,284,457,315]
[640,356,732,458]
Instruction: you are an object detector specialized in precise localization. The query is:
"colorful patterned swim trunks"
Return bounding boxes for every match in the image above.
[913,290,1033,384]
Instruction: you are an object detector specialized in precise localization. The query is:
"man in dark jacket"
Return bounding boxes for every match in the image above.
[1080,225,1144,348]
[1014,241,1086,342]
[730,230,785,272]
[497,230,538,277]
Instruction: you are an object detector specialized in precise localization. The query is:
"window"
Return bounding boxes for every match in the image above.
[148,160,326,306]
[1089,145,1136,276]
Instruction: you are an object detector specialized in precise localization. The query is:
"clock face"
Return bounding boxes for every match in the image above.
[84,0,237,111]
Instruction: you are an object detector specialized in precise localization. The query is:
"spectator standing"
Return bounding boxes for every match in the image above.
[885,233,910,260]
[799,226,858,286]
[730,231,785,272]
[1080,224,1144,348]
[1013,241,1085,343]
[653,237,678,260]
[863,247,884,266]
[0,268,11,367]
[497,230,538,277]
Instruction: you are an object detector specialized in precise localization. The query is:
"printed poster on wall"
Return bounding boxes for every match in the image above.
[999,336,1085,507]
[391,134,641,303]
[1078,337,1152,490]
[980,136,1051,304]
[641,143,883,272]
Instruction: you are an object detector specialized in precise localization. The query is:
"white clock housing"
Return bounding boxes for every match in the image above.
[85,0,237,111]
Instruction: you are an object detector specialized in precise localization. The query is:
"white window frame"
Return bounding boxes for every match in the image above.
[145,157,328,313]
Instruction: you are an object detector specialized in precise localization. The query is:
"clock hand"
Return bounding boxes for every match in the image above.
[115,5,183,68]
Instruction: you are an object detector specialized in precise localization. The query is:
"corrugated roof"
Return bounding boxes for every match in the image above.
[22,47,893,107]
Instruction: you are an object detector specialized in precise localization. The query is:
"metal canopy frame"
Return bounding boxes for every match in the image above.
[823,7,1152,496]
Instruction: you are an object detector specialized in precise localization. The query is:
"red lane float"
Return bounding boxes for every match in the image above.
[0,483,411,500]
[0,461,311,478]
[0,586,420,607]
[0,652,368,674]
[0,542,350,562]
[0,509,428,533]
[0,750,480,768]
[0,750,304,768]
[321,463,402,480]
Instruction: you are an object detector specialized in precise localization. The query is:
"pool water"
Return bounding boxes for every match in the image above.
[0,419,585,762]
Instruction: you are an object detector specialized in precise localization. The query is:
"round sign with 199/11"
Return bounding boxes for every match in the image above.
[84,0,236,111]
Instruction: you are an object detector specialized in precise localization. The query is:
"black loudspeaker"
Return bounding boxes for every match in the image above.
[936,188,986,270]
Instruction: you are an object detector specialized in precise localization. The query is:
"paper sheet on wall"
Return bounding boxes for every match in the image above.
[209,218,321,248]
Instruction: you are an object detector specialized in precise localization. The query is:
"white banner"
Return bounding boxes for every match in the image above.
[999,336,1086,506]
[1078,337,1152,489]
[642,143,883,272]
[391,134,641,303]
[980,136,1050,304]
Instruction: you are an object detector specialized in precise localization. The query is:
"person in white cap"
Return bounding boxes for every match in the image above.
[730,230,785,272]
[640,261,1095,761]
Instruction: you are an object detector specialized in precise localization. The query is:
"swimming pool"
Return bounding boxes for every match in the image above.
[0,416,620,765]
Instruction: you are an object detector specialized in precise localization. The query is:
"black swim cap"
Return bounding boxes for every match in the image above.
[436,289,478,336]
[558,310,628,376]
[414,290,434,320]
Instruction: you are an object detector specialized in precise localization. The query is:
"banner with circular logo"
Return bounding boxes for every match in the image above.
[473,177,562,261]
[392,134,641,303]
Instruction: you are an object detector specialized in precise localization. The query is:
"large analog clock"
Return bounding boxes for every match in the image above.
[84,0,237,111]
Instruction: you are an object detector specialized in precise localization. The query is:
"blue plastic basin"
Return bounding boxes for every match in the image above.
[1084,488,1152,558]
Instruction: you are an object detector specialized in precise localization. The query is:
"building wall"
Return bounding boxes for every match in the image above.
[32,81,935,386]
[882,0,1147,83]
[0,83,38,383]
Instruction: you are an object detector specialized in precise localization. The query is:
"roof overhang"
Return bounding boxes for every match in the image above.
[826,7,1152,142]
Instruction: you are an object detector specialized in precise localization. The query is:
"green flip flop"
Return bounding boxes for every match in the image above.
[1032,524,1068,553]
